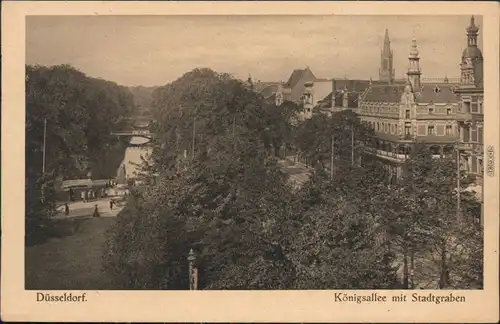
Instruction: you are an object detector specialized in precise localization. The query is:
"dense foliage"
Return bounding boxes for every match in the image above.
[26,64,135,236]
[103,68,483,290]
[104,69,402,289]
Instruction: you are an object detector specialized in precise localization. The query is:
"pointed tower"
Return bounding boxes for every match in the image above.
[407,37,421,92]
[379,29,395,83]
[460,16,483,88]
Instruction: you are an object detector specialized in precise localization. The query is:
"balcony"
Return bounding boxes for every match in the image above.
[457,142,473,151]
[364,147,442,162]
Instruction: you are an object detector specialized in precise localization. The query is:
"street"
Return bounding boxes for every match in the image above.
[278,156,312,188]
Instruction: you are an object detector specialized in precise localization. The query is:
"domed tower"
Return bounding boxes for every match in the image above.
[407,37,421,92]
[456,16,484,198]
[460,16,483,88]
[379,29,395,83]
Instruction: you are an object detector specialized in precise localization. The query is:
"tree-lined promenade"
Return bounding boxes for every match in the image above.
[25,66,482,290]
[103,68,482,290]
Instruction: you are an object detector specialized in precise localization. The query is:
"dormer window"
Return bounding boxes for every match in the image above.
[433,86,441,94]
[429,108,434,114]
[447,108,452,115]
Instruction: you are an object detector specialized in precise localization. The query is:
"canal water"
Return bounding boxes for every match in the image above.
[120,136,153,179]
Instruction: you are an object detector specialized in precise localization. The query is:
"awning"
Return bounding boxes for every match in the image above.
[61,179,110,190]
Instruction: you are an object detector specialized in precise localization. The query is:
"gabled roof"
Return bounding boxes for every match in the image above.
[285,67,316,88]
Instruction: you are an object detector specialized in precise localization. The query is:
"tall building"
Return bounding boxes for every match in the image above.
[455,15,484,183]
[379,29,395,83]
[358,16,483,186]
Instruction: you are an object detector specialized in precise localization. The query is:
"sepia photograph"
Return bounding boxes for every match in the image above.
[1,1,499,322]
[24,14,485,291]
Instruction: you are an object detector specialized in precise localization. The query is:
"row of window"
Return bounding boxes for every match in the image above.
[365,120,456,137]
[405,108,454,118]
[365,121,399,134]
[426,125,454,136]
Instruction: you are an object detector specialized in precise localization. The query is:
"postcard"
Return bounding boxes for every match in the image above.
[1,1,499,322]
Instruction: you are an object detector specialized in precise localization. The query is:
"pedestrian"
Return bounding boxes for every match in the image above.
[93,204,100,218]
[109,199,114,211]
[64,203,70,216]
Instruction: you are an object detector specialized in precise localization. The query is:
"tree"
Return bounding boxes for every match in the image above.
[294,110,374,172]
[25,64,135,239]
[380,144,483,289]
[286,167,399,289]
[105,68,298,289]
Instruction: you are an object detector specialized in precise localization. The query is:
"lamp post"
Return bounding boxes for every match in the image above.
[330,133,335,180]
[455,140,462,224]
[187,249,198,290]
[42,118,47,173]
[192,116,196,161]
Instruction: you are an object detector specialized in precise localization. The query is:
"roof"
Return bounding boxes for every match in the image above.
[316,92,333,109]
[416,84,458,104]
[332,79,373,92]
[462,46,483,59]
[257,83,280,98]
[253,81,279,92]
[285,67,315,88]
[363,84,407,103]
[61,179,109,189]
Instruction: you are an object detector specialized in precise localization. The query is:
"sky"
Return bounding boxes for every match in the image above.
[26,15,483,87]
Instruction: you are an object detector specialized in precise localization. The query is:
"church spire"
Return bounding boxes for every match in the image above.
[383,28,391,56]
[379,28,394,83]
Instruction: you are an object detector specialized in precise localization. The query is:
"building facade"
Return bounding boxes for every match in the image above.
[455,16,484,182]
[358,17,483,186]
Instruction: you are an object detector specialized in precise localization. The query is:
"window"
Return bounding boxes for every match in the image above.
[428,125,435,135]
[463,127,470,142]
[405,110,410,119]
[462,100,471,113]
[471,126,478,142]
[447,108,452,115]
[405,122,411,135]
[471,101,478,113]
[429,108,434,114]
[478,99,483,113]
[446,125,452,135]
[478,126,483,144]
